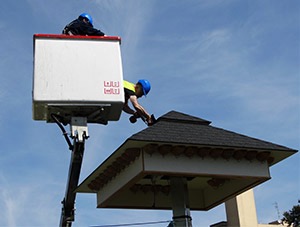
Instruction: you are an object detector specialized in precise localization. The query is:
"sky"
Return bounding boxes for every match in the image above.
[0,0,299,226]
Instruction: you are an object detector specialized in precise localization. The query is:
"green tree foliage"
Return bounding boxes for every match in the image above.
[282,200,300,227]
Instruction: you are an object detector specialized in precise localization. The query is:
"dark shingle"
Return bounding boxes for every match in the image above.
[130,111,293,151]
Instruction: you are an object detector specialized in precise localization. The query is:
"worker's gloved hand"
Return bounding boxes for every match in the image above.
[146,117,153,126]
[147,114,157,126]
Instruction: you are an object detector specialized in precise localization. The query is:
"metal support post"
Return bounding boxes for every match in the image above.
[70,117,89,142]
[170,177,192,227]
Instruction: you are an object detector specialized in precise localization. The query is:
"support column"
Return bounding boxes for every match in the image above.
[170,177,192,227]
[225,189,258,227]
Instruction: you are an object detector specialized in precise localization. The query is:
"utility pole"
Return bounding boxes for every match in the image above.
[274,202,281,221]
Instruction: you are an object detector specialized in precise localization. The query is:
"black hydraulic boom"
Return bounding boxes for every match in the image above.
[59,138,85,227]
[52,115,89,227]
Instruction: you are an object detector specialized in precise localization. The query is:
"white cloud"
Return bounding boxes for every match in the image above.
[0,170,65,226]
[0,182,16,226]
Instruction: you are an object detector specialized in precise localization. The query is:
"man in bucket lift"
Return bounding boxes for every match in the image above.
[123,80,154,126]
[62,13,105,36]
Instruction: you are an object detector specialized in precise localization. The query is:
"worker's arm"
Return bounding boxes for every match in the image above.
[129,95,152,123]
[85,26,105,36]
[122,102,135,115]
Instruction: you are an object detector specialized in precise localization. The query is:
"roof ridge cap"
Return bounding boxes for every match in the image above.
[158,110,211,125]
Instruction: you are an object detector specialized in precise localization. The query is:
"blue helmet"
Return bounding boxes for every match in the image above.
[79,13,93,25]
[138,79,151,97]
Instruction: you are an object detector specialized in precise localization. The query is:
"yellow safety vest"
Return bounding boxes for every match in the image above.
[123,80,135,93]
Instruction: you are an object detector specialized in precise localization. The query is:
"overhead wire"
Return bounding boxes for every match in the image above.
[90,220,172,227]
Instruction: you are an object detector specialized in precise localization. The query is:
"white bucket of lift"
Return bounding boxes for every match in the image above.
[32,34,124,124]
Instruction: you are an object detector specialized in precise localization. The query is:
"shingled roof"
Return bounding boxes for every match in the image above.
[130,111,294,153]
[76,110,297,210]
